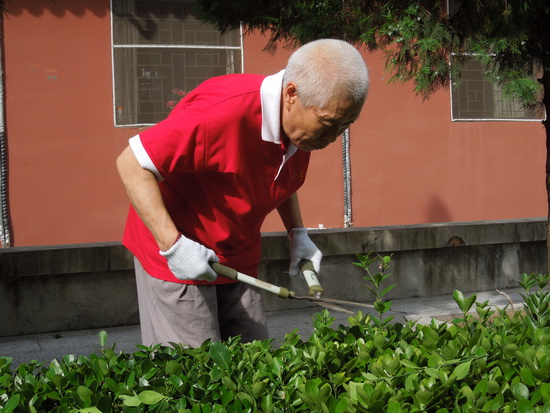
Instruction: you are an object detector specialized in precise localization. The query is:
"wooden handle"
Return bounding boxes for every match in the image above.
[212,263,292,299]
[300,260,324,297]
[211,262,238,280]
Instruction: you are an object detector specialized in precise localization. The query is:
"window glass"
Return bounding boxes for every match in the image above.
[451,57,541,121]
[111,0,242,126]
[447,0,542,122]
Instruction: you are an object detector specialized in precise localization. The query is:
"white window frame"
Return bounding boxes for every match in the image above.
[447,0,543,123]
[110,0,244,127]
[449,54,544,122]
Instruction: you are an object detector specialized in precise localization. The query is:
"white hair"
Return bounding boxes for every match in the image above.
[283,39,369,108]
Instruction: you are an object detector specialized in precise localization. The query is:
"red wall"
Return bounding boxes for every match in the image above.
[351,56,546,227]
[4,0,140,246]
[3,1,546,246]
[245,34,546,231]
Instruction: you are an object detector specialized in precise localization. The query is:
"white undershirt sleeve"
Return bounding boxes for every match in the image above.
[129,135,164,182]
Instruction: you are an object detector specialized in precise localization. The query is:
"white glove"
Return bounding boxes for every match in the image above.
[288,228,322,277]
[159,234,219,282]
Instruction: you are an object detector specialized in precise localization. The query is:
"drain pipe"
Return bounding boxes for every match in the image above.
[0,17,10,248]
[342,128,353,228]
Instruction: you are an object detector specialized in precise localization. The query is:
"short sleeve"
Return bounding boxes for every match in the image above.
[129,135,163,181]
[136,107,208,179]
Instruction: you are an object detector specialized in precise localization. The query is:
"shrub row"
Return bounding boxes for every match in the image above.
[0,255,548,412]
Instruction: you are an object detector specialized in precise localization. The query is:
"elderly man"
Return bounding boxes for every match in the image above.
[116,38,369,347]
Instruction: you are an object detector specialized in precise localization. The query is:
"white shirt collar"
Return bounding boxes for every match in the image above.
[260,69,299,180]
[260,69,285,145]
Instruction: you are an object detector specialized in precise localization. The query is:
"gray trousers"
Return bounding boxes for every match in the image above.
[134,258,269,347]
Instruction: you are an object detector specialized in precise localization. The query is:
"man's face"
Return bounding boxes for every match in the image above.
[282,82,363,152]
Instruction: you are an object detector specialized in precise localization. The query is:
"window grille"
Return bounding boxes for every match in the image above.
[447,0,542,122]
[111,0,243,126]
[450,57,541,121]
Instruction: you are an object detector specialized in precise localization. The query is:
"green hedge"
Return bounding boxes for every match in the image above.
[0,255,549,412]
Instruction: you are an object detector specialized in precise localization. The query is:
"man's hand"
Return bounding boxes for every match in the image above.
[288,228,322,276]
[159,234,219,282]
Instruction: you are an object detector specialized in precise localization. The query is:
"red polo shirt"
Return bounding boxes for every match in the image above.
[122,72,310,284]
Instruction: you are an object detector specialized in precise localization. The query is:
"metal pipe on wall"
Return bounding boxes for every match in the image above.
[342,128,353,228]
[0,18,10,248]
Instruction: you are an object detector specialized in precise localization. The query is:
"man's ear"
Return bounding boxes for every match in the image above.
[283,82,298,109]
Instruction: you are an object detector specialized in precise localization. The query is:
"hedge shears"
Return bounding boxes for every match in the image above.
[211,261,374,315]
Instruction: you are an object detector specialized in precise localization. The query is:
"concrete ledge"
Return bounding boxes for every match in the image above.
[274,217,546,258]
[0,218,546,336]
[0,242,134,277]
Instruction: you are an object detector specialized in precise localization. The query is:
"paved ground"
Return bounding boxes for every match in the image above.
[0,288,525,367]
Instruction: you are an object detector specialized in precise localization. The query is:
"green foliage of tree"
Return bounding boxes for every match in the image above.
[196,0,547,102]
[196,0,550,268]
